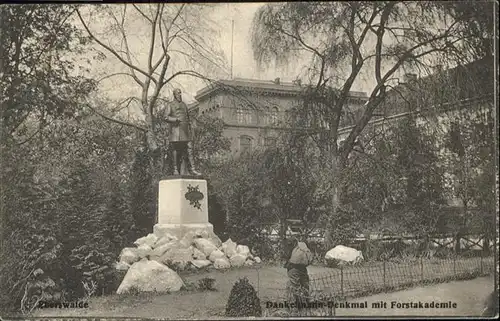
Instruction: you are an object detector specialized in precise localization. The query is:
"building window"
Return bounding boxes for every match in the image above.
[236,105,253,124]
[244,108,252,124]
[240,135,253,153]
[236,107,245,123]
[269,107,279,125]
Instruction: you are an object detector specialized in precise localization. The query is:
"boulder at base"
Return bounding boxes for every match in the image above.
[180,231,197,248]
[134,233,158,248]
[221,238,237,257]
[150,240,183,258]
[191,259,212,269]
[154,234,177,249]
[114,261,130,271]
[119,248,139,265]
[213,258,230,270]
[208,233,223,248]
[235,245,250,258]
[325,245,363,266]
[116,260,184,294]
[208,249,226,262]
[159,248,192,271]
[193,238,218,257]
[191,247,206,260]
[136,244,152,259]
[229,253,247,268]
[194,230,209,239]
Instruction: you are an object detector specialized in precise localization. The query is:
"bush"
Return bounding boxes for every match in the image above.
[225,277,262,317]
[197,278,217,291]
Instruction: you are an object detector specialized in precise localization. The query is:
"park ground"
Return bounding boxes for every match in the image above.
[27,263,495,319]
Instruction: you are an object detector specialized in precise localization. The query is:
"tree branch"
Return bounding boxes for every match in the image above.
[108,6,144,87]
[76,8,158,85]
[162,69,212,87]
[146,3,186,115]
[375,3,395,84]
[147,4,161,73]
[132,4,153,23]
[340,87,387,161]
[147,54,170,118]
[96,72,143,84]
[86,104,146,132]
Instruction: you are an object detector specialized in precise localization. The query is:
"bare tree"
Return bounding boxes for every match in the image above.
[76,3,227,222]
[251,1,494,248]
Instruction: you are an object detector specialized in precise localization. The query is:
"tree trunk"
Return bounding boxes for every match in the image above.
[149,156,160,225]
[324,155,342,250]
[145,126,163,225]
[483,234,490,256]
[280,217,288,259]
[455,202,468,254]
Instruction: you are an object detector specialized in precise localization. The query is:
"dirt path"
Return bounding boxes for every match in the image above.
[330,276,494,317]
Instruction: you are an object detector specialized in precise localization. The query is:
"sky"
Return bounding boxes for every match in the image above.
[83,3,291,104]
[83,3,362,105]
[211,3,301,82]
[79,3,443,107]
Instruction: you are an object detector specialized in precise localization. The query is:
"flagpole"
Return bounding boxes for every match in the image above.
[230,19,234,80]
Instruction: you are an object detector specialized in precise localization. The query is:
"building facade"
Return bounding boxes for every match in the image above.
[349,56,495,227]
[191,77,368,155]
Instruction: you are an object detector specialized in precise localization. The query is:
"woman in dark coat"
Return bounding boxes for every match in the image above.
[283,237,310,309]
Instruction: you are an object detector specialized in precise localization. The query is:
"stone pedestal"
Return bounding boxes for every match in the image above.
[154,177,213,239]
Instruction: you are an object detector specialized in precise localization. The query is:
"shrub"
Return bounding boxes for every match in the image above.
[181,281,198,292]
[197,278,216,291]
[68,246,117,296]
[122,286,141,296]
[225,277,262,317]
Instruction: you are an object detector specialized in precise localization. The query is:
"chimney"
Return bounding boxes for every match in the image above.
[274,77,280,85]
[403,73,417,83]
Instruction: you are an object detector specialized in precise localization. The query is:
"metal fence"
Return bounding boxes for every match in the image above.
[265,255,495,317]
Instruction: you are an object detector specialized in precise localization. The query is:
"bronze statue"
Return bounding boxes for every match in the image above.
[163,88,201,176]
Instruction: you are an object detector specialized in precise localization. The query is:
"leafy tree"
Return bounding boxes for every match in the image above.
[207,134,329,257]
[442,106,495,253]
[1,107,140,311]
[192,114,231,170]
[251,1,495,248]
[129,146,156,236]
[340,116,447,242]
[390,117,447,234]
[0,4,100,311]
[0,4,95,144]
[208,153,269,246]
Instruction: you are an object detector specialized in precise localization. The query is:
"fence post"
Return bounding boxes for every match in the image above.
[420,256,424,282]
[383,260,386,290]
[340,266,344,298]
[453,255,456,276]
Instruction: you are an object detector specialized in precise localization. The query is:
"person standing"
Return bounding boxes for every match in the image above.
[284,237,313,310]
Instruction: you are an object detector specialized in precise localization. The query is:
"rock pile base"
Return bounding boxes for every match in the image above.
[115,230,261,293]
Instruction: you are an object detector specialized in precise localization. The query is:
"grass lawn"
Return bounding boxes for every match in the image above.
[25,257,495,319]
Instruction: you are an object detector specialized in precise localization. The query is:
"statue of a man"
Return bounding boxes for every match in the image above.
[163,88,202,176]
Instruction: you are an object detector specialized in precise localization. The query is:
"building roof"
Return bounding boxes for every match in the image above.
[378,56,494,118]
[194,77,368,102]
